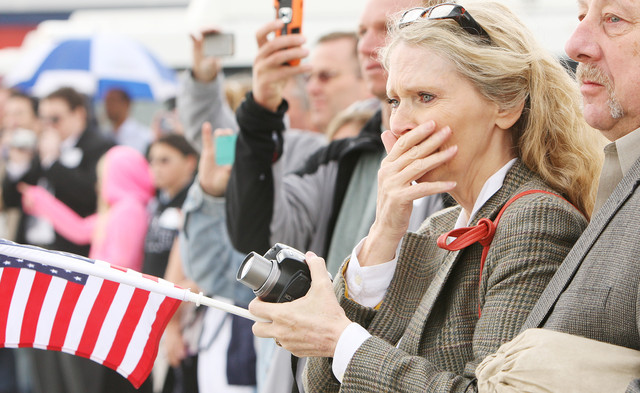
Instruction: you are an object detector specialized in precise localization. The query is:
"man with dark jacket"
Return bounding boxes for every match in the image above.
[2,87,115,393]
[3,87,113,257]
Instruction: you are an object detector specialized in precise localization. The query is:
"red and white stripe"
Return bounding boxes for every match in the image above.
[0,245,181,388]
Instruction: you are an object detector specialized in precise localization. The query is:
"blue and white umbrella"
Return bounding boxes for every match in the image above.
[5,34,178,101]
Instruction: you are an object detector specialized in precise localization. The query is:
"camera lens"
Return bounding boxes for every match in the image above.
[237,252,276,292]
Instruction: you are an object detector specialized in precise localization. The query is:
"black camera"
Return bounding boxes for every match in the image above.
[236,243,311,303]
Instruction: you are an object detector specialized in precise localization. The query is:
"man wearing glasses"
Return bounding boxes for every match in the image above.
[305,32,373,134]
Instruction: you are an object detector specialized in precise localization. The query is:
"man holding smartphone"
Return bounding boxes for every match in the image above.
[176,28,239,152]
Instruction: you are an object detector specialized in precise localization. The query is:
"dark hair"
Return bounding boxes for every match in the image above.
[152,133,198,158]
[9,90,39,115]
[44,87,87,111]
[107,88,131,104]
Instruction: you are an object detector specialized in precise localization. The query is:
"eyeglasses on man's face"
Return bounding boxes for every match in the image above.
[399,3,491,43]
[305,70,340,84]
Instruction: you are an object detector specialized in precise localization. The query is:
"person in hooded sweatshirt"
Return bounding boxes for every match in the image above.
[18,145,155,272]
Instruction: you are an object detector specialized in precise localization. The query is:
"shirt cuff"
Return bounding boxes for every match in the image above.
[332,322,371,383]
[346,237,398,307]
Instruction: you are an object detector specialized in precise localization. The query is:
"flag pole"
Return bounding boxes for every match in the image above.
[182,291,268,322]
[0,241,270,323]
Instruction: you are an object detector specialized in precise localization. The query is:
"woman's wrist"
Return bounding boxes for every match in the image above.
[358,222,403,267]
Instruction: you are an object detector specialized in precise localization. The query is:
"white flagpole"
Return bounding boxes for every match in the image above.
[0,241,269,323]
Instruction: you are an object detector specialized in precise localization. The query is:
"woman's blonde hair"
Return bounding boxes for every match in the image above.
[380,1,603,217]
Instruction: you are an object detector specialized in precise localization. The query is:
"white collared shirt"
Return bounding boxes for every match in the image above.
[331,158,517,383]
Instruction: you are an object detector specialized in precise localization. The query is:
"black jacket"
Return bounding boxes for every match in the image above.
[3,126,114,256]
[226,92,383,256]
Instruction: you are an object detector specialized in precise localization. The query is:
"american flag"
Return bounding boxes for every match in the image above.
[0,239,182,388]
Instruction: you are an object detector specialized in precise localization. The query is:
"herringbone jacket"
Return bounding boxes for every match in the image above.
[304,160,588,392]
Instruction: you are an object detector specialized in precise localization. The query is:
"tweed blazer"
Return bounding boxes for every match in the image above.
[521,156,640,392]
[304,160,588,393]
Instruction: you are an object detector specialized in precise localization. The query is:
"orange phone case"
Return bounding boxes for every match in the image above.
[274,0,303,66]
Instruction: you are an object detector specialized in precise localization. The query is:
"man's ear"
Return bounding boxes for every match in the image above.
[496,99,526,130]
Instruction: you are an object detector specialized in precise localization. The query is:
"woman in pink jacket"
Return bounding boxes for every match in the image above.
[19,145,155,271]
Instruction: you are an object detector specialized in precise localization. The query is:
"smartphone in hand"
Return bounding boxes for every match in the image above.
[215,134,238,166]
[203,32,235,57]
[274,0,303,66]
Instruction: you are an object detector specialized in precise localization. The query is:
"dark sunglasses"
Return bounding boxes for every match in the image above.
[399,3,491,42]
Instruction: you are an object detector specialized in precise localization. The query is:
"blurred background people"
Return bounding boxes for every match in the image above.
[0,90,40,393]
[222,72,253,116]
[175,22,328,392]
[325,99,378,141]
[20,144,155,392]
[305,32,372,133]
[2,90,41,135]
[1,90,41,241]
[178,124,260,393]
[4,86,114,256]
[103,87,153,154]
[282,74,314,132]
[19,145,154,270]
[176,29,238,152]
[143,133,197,279]
[151,97,185,141]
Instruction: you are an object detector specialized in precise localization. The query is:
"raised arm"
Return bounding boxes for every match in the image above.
[177,28,238,152]
[179,123,254,306]
[225,20,315,254]
[19,184,95,245]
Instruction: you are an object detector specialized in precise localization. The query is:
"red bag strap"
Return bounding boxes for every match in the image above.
[436,190,572,317]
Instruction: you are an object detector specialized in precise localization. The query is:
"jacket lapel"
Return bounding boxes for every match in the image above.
[399,160,535,351]
[523,158,640,329]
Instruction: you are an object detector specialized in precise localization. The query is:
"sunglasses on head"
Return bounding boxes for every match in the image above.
[399,3,491,42]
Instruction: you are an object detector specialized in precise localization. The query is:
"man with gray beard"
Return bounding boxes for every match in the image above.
[476,0,640,391]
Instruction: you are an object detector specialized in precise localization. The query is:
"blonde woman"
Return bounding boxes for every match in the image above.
[248,1,603,392]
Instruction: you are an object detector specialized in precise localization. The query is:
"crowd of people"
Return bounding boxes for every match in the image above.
[1,0,640,392]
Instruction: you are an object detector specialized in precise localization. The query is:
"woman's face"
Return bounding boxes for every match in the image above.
[386,42,514,187]
[148,143,194,193]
